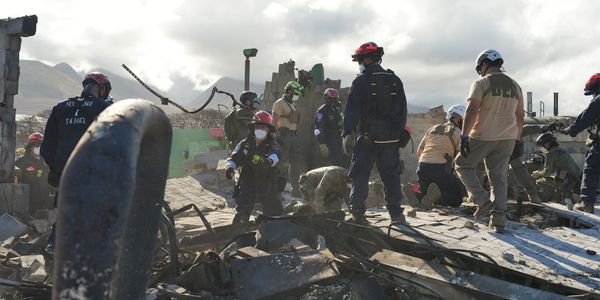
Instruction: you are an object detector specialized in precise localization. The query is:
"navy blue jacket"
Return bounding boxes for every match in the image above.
[567,95,600,138]
[40,96,110,187]
[343,64,407,135]
[315,103,342,144]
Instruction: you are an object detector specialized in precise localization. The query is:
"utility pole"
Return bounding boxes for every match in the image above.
[243,48,258,91]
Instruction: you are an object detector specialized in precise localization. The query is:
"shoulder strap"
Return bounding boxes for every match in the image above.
[447,125,458,156]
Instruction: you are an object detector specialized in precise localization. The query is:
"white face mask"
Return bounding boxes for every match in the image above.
[255,129,267,140]
[292,95,300,102]
[358,64,366,73]
[33,147,40,156]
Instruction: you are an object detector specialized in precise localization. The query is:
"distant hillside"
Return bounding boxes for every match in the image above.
[14,60,169,115]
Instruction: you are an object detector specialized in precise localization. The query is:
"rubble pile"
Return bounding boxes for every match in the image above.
[0,212,53,299]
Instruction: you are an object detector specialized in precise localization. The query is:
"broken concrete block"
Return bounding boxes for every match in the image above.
[29,219,49,234]
[231,251,338,299]
[0,213,27,242]
[235,246,269,258]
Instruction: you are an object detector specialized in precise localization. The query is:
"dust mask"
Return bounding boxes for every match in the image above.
[292,95,300,102]
[255,129,267,140]
[33,147,40,156]
[358,64,366,73]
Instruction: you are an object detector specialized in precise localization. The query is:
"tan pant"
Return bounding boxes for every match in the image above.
[455,139,515,226]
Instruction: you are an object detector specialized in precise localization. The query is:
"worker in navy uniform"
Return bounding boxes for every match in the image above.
[40,72,112,255]
[561,73,600,214]
[14,133,52,212]
[342,42,408,225]
[225,111,283,224]
[314,88,344,166]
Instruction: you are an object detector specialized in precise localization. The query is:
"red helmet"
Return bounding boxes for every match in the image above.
[323,88,339,99]
[27,132,43,144]
[584,73,600,96]
[252,110,273,126]
[83,72,112,94]
[352,42,384,62]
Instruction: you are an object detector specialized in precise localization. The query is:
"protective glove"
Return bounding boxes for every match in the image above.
[343,133,356,155]
[319,144,329,157]
[557,126,570,136]
[225,167,235,180]
[542,123,557,132]
[459,134,470,158]
[510,140,524,161]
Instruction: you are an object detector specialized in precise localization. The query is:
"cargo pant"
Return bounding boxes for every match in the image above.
[348,136,403,218]
[581,145,600,206]
[510,157,539,198]
[277,128,302,194]
[455,139,515,226]
[233,171,283,224]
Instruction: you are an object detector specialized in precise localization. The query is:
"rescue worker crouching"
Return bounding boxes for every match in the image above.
[405,105,466,210]
[224,91,261,151]
[532,132,582,209]
[15,133,53,212]
[314,88,344,167]
[343,42,408,225]
[272,81,304,197]
[298,166,350,214]
[225,111,283,224]
[562,73,600,214]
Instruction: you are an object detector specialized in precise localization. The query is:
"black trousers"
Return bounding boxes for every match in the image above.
[417,162,464,207]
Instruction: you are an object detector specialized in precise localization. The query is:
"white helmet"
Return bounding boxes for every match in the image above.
[475,49,503,74]
[446,105,466,120]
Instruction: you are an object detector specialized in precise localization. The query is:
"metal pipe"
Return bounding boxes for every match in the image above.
[53,99,172,300]
[244,57,250,91]
[526,92,533,116]
[554,92,559,116]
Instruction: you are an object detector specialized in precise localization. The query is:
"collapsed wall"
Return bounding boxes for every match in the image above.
[0,16,37,183]
[262,60,349,173]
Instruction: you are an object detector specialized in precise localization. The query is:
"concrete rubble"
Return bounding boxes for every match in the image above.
[1,171,600,299]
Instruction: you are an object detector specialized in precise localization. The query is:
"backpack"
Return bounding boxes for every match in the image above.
[358,70,408,144]
[224,108,240,149]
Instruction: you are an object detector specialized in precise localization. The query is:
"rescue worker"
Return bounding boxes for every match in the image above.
[405,105,466,210]
[509,123,560,204]
[14,133,52,212]
[40,72,112,254]
[532,132,581,208]
[455,49,525,233]
[343,42,408,224]
[314,88,344,166]
[225,111,283,224]
[298,166,350,214]
[272,81,304,197]
[561,73,600,213]
[224,91,261,151]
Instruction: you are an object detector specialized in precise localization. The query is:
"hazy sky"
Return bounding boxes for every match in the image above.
[4,0,600,114]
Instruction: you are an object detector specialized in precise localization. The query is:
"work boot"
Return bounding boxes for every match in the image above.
[528,193,542,204]
[351,211,369,226]
[575,202,595,214]
[402,184,421,208]
[391,214,406,224]
[488,220,508,234]
[473,200,493,219]
[421,183,441,211]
